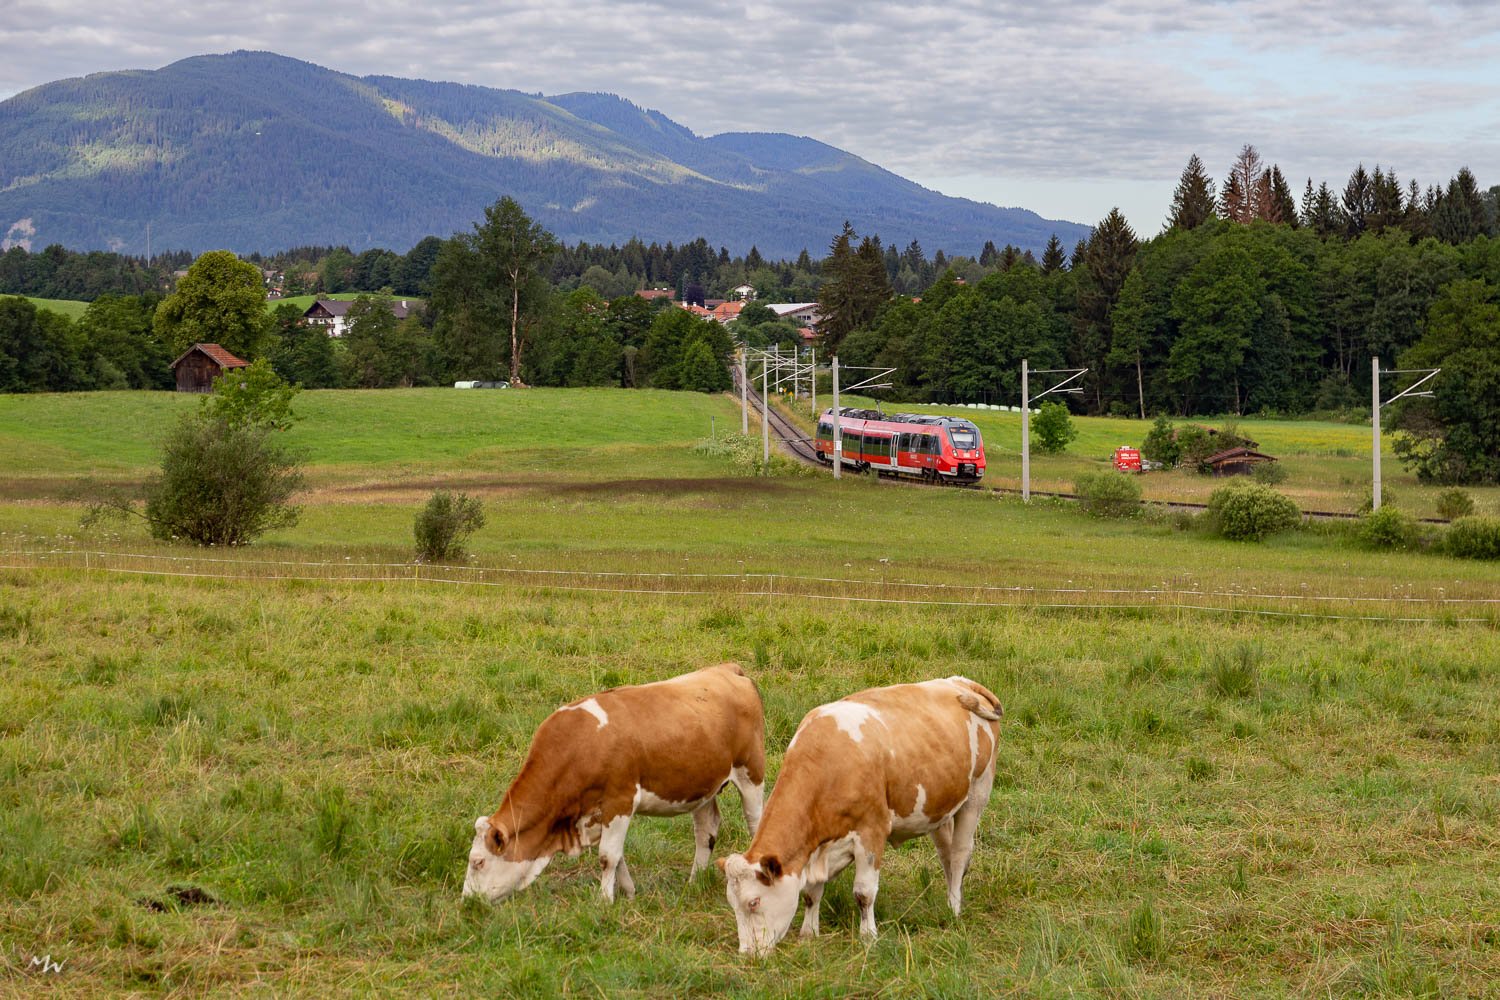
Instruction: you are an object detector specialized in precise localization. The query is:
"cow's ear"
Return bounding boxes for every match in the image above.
[487,828,505,854]
[756,856,782,883]
[715,857,728,876]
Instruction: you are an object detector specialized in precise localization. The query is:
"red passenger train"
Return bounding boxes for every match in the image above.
[814,407,986,482]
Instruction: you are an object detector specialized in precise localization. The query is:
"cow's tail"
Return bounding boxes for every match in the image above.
[955,678,1004,722]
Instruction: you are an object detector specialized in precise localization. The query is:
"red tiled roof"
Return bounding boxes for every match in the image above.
[171,343,250,369]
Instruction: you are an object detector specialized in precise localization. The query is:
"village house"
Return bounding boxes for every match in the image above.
[301,298,412,337]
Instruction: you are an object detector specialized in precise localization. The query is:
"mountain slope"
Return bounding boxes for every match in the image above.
[0,51,1089,258]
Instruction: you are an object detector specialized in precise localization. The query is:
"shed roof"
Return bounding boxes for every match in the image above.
[1206,446,1276,464]
[170,343,250,370]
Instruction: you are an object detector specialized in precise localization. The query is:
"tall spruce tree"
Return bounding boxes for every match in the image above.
[1342,165,1373,238]
[1074,208,1139,411]
[1167,154,1217,230]
[1041,235,1067,274]
[1267,166,1298,226]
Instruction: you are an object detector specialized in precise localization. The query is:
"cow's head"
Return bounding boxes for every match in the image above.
[462,815,551,903]
[719,852,801,955]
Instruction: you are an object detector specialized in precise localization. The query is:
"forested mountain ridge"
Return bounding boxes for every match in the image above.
[0,51,1088,258]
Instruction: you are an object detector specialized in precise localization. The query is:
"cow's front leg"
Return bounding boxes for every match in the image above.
[597,812,633,902]
[689,798,721,877]
[852,840,883,941]
[799,881,825,937]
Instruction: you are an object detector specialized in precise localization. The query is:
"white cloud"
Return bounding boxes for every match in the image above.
[1,1,1495,230]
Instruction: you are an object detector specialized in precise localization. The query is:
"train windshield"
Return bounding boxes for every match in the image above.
[948,426,980,450]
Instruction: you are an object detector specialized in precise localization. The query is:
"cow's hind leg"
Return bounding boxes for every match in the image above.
[689,798,721,877]
[729,765,763,836]
[930,816,961,909]
[944,767,996,916]
[597,813,633,903]
[853,838,884,941]
[615,856,636,899]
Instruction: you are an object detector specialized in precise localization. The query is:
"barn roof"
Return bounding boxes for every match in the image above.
[1206,446,1276,464]
[170,343,250,370]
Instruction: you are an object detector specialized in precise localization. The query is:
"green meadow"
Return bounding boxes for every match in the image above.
[2,388,1498,996]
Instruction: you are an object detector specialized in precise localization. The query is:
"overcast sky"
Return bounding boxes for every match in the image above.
[3,1,1497,234]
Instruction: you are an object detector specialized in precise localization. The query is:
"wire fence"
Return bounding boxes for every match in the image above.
[3,548,1496,626]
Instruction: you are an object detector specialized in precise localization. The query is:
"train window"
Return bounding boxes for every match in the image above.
[869,435,889,458]
[817,420,833,439]
[922,434,937,455]
[948,427,978,450]
[844,432,862,453]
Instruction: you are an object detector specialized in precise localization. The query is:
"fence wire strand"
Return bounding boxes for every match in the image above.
[3,549,1494,626]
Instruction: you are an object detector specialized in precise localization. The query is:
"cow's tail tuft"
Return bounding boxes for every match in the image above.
[957,686,1003,722]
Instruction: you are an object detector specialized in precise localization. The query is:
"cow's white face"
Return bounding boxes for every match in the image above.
[462,815,551,903]
[721,853,801,956]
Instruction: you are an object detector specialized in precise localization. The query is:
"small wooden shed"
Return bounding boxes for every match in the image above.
[171,343,250,393]
[1205,446,1278,477]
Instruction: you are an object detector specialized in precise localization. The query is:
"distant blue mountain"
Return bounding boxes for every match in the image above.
[0,51,1089,258]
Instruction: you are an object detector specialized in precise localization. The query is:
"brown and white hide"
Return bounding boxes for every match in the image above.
[464,663,765,903]
[719,676,1001,954]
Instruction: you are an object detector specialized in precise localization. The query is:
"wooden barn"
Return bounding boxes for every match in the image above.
[171,343,250,393]
[1205,446,1279,477]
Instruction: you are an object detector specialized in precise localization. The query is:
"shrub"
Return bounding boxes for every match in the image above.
[414,491,485,561]
[1074,471,1142,518]
[1360,506,1418,550]
[1206,482,1301,541]
[207,358,299,431]
[1445,517,1500,560]
[1251,461,1288,485]
[1032,400,1077,455]
[1436,488,1475,521]
[1175,424,1217,473]
[103,412,305,546]
[1140,416,1179,468]
[1359,487,1397,513]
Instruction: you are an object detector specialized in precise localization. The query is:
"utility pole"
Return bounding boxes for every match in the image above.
[1021,359,1029,503]
[810,347,817,416]
[740,350,748,434]
[1020,359,1087,502]
[761,355,770,470]
[1371,356,1439,511]
[832,355,841,480]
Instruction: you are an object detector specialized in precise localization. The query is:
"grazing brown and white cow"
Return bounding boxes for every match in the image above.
[464,663,765,904]
[719,676,1002,955]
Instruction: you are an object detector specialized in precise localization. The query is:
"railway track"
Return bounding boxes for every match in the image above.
[734,382,1448,524]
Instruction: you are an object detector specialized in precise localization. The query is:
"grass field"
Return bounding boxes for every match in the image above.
[2,388,1498,996]
[18,296,90,320]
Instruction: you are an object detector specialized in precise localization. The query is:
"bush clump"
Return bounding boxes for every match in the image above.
[1445,517,1500,560]
[1360,506,1418,550]
[1206,481,1301,541]
[414,491,485,561]
[1251,461,1288,485]
[141,414,303,545]
[1436,488,1475,521]
[1074,471,1142,518]
[1140,415,1179,468]
[1032,401,1078,455]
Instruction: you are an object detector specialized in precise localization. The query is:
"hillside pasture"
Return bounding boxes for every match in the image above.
[2,387,1498,996]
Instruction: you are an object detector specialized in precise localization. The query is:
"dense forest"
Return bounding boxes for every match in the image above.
[3,147,1498,480]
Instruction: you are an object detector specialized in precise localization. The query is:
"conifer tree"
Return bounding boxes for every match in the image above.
[1342,164,1373,238]
[1041,235,1066,274]
[1267,166,1298,226]
[1167,154,1217,230]
[979,240,998,266]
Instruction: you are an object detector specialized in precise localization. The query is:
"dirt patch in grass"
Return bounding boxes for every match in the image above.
[301,475,793,505]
